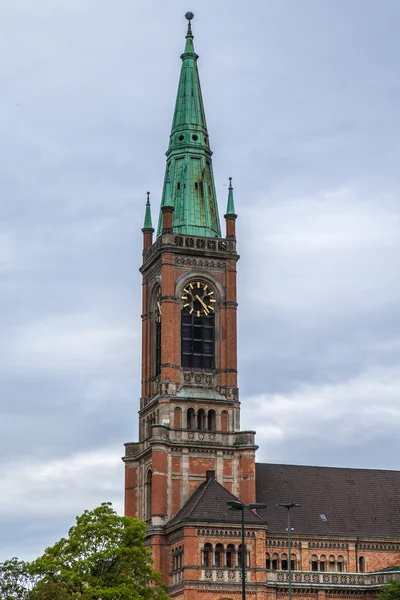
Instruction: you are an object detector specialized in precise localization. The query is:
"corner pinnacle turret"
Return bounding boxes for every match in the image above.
[157,13,221,238]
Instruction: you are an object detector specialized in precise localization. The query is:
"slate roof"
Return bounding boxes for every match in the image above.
[167,476,265,528]
[255,463,400,537]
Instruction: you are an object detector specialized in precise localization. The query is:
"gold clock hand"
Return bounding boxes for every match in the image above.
[157,301,162,314]
[196,295,209,314]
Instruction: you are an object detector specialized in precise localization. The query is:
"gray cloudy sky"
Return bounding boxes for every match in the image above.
[1,0,400,561]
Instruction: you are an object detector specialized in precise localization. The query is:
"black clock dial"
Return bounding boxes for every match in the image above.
[181,281,216,316]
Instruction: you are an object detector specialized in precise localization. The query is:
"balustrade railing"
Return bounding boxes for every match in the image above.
[202,568,249,583]
[267,570,400,588]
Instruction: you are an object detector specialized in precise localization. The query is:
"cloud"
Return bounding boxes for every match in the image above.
[0,313,137,375]
[243,366,400,469]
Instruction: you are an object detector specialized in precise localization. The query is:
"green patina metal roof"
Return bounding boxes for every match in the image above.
[226,177,236,216]
[143,191,153,229]
[157,13,221,238]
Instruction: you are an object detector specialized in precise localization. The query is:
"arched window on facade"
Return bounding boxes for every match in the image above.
[226,544,235,568]
[215,543,224,568]
[329,555,336,571]
[221,410,229,432]
[290,553,296,570]
[207,409,216,431]
[197,408,206,430]
[155,287,161,377]
[145,469,152,520]
[311,554,318,571]
[238,544,248,569]
[281,553,288,570]
[187,408,195,429]
[337,555,344,572]
[203,543,212,568]
[181,281,215,370]
[320,554,326,572]
[174,407,182,428]
[272,553,279,570]
[359,556,365,573]
[266,553,271,570]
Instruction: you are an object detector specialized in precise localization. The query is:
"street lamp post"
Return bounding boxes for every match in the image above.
[277,503,301,600]
[227,500,267,600]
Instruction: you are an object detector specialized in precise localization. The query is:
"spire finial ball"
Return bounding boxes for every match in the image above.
[185,11,194,21]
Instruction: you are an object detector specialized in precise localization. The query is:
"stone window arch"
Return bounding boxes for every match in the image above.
[272,553,279,570]
[174,406,182,428]
[145,469,152,520]
[203,543,212,568]
[337,555,344,572]
[238,544,249,569]
[207,409,216,431]
[221,410,229,432]
[359,556,365,573]
[215,543,224,568]
[320,554,326,572]
[329,554,336,571]
[281,553,288,570]
[226,543,235,568]
[197,408,206,430]
[266,552,271,570]
[187,407,195,429]
[311,554,318,571]
[176,273,224,372]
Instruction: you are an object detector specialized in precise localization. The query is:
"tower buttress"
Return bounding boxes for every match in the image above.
[123,13,257,527]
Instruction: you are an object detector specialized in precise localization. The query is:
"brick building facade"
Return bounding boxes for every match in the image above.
[123,13,400,600]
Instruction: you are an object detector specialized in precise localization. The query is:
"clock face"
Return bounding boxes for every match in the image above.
[181,281,216,317]
[155,288,162,323]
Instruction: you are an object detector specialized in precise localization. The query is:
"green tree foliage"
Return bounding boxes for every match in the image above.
[0,503,169,600]
[379,579,400,600]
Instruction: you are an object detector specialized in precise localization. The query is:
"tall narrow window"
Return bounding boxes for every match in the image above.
[181,311,214,369]
[155,288,162,377]
[203,543,212,568]
[215,544,223,568]
[359,556,365,573]
[145,470,152,520]
[226,544,235,568]
[180,281,216,370]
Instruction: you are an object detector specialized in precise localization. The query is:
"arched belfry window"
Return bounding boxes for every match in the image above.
[180,280,215,370]
[154,287,162,377]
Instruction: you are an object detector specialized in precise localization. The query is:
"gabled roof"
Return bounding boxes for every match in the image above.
[255,463,400,537]
[167,476,265,528]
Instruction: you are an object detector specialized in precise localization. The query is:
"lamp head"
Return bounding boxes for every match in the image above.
[227,500,244,510]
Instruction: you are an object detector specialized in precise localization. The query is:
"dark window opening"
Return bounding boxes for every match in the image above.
[215,544,223,568]
[203,544,212,568]
[187,408,195,429]
[226,545,235,568]
[155,320,161,376]
[177,182,181,190]
[266,558,271,570]
[195,182,198,189]
[320,561,325,572]
[359,556,365,573]
[291,559,295,570]
[272,558,278,570]
[312,561,318,572]
[181,311,214,370]
[238,545,247,569]
[337,561,343,572]
[281,559,288,570]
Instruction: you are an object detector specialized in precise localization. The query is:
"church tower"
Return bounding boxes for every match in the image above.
[123,12,257,528]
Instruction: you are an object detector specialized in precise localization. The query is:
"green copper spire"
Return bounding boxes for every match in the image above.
[226,177,236,215]
[157,12,221,238]
[143,191,153,229]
